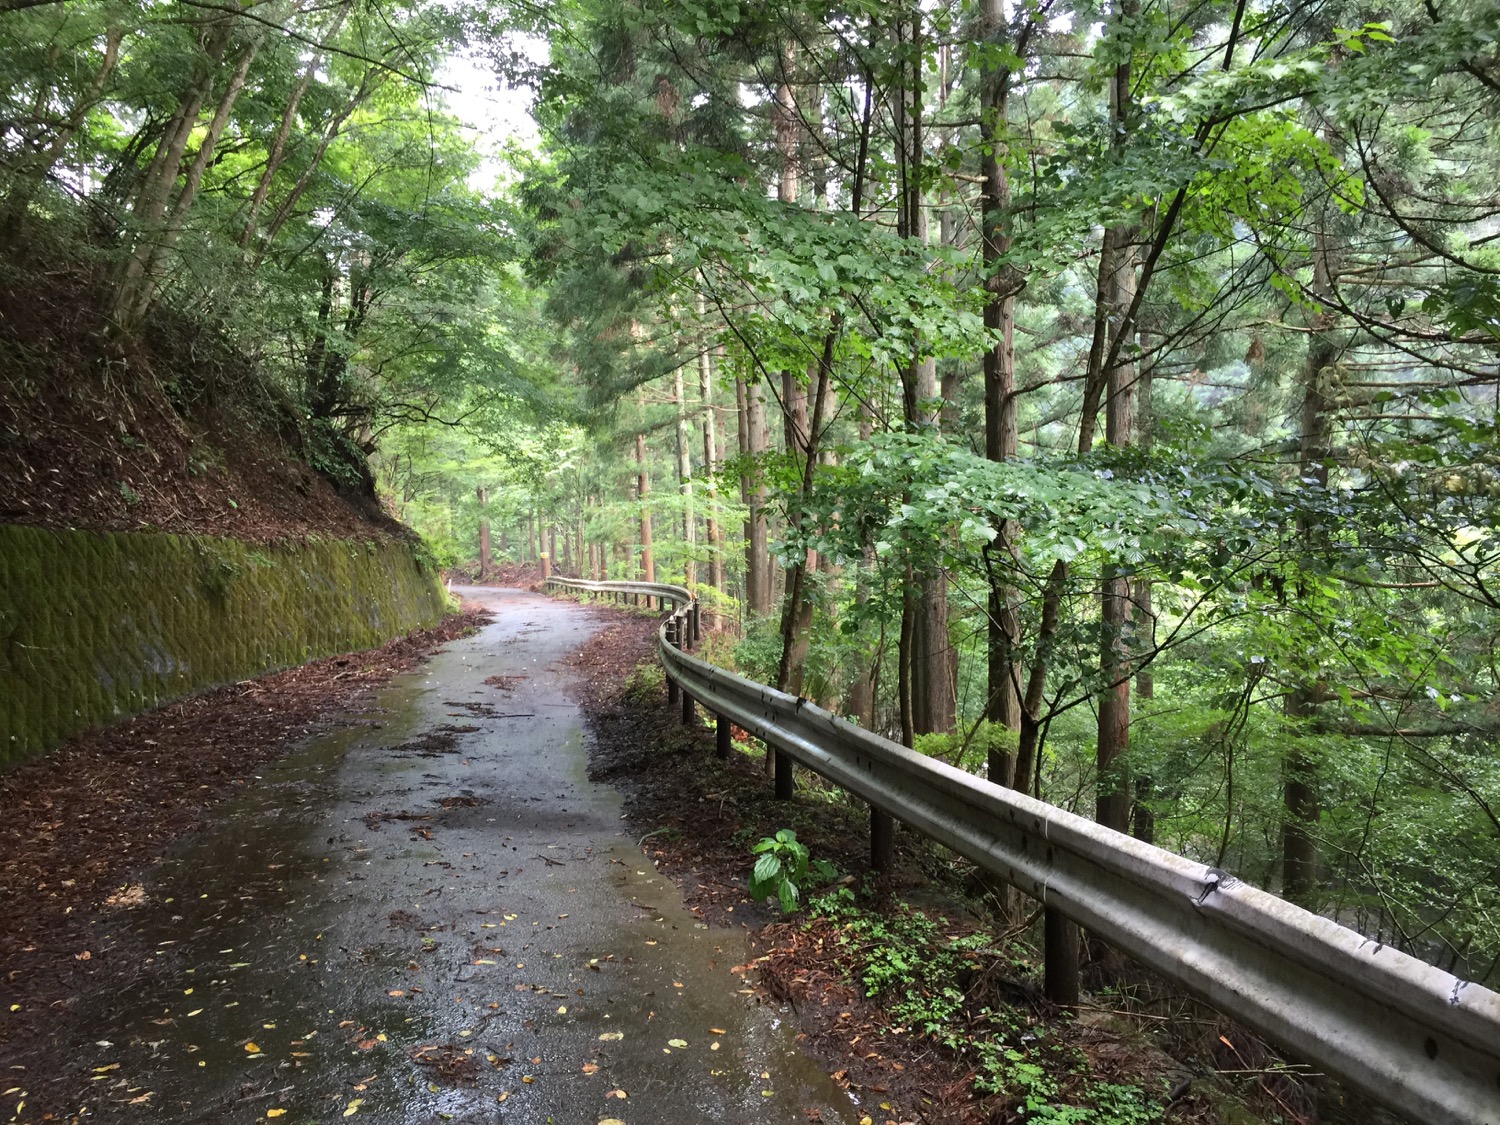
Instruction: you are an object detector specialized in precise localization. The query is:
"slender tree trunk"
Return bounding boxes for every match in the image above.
[253,68,383,266]
[847,403,878,727]
[894,11,954,739]
[477,486,492,578]
[126,41,257,325]
[1095,8,1140,835]
[241,0,350,251]
[775,330,837,696]
[740,376,771,616]
[636,432,655,590]
[699,333,725,603]
[674,363,696,588]
[979,0,1025,784]
[1283,228,1339,905]
[111,17,233,330]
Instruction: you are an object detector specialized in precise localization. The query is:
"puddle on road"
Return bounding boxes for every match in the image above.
[42,590,864,1125]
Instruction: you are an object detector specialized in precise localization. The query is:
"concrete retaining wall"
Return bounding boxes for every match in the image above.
[0,526,447,767]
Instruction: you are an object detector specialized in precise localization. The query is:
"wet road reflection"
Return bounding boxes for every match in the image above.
[41,588,862,1124]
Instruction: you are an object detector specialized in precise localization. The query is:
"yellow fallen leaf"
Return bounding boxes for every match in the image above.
[667,1039,687,1048]
[599,1119,625,1125]
[344,1098,362,1116]
[598,1031,623,1041]
[267,1110,287,1118]
[710,1042,720,1051]
[244,1043,261,1054]
[521,1075,535,1084]
[606,1088,627,1098]
[708,1028,726,1035]
[557,1006,568,1014]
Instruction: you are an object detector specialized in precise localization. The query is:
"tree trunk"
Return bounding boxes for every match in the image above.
[895,10,954,739]
[1283,230,1339,905]
[674,362,696,588]
[636,432,655,590]
[979,0,1024,784]
[477,486,492,578]
[740,376,772,616]
[1095,10,1140,836]
[699,333,726,603]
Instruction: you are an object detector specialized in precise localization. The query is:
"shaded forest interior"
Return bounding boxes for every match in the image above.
[3,0,1500,1119]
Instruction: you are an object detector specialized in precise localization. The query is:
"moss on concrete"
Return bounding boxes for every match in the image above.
[0,527,446,767]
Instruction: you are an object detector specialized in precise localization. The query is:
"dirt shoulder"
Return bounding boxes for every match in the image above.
[0,604,490,1054]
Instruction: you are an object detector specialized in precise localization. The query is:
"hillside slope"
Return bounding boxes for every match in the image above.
[0,248,404,543]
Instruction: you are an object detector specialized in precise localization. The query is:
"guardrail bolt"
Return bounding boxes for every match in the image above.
[715,713,731,759]
[1043,909,1080,1007]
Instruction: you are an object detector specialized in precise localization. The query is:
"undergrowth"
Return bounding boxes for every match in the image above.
[809,889,1167,1124]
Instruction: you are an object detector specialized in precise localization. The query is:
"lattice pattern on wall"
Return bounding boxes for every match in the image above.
[0,528,446,767]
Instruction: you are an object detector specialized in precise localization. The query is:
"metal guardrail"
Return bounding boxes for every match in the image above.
[544,577,1500,1125]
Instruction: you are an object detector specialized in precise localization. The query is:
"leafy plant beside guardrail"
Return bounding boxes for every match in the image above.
[747,829,837,913]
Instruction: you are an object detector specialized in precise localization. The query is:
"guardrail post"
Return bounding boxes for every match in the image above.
[692,603,701,645]
[1043,909,1080,1006]
[870,808,893,873]
[681,688,694,725]
[773,750,793,800]
[715,713,731,759]
[665,622,680,705]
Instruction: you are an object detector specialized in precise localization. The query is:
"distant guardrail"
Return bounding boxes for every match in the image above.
[545,576,1500,1125]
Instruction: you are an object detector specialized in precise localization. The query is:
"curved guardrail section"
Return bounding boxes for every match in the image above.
[544,576,1500,1125]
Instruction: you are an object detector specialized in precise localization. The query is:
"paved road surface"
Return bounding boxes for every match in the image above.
[28,587,861,1124]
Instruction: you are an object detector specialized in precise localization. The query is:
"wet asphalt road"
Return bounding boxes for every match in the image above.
[27,588,862,1124]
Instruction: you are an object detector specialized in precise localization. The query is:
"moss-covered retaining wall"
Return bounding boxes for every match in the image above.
[0,527,447,768]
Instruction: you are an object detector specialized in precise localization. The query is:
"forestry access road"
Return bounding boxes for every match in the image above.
[5,587,861,1124]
